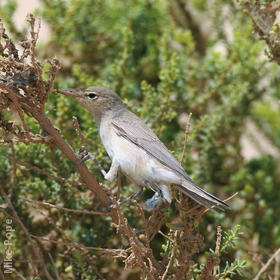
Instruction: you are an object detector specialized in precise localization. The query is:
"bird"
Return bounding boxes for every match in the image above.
[54,87,229,211]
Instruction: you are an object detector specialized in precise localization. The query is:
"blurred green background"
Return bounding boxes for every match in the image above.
[0,0,280,279]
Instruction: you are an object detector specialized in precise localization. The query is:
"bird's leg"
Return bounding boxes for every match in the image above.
[158,184,172,204]
[144,184,171,211]
[104,187,142,211]
[78,151,107,177]
[145,192,162,211]
[118,187,142,205]
[78,150,119,181]
[104,158,119,182]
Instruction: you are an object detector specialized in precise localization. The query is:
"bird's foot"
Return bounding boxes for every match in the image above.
[76,149,106,176]
[104,188,142,211]
[144,192,170,211]
[144,192,163,211]
[75,147,90,164]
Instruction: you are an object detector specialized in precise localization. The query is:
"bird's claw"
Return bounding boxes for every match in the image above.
[75,149,107,176]
[103,199,121,211]
[144,192,164,211]
[76,153,90,165]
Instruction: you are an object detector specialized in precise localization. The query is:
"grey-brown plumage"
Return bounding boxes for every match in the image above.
[55,86,229,211]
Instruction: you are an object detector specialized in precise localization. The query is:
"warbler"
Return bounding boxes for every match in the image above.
[55,87,229,211]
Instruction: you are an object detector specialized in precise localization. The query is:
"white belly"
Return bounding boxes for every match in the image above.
[99,122,181,187]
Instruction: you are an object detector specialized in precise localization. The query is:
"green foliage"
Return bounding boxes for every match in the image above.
[230,156,280,249]
[1,0,280,279]
[221,225,243,253]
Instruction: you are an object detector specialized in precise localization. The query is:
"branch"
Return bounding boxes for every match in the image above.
[213,226,222,276]
[180,112,192,164]
[254,248,280,280]
[1,152,86,188]
[32,111,112,208]
[0,15,113,211]
[241,0,280,64]
[25,198,110,216]
[31,235,129,259]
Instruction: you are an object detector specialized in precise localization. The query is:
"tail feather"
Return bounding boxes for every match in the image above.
[177,180,229,211]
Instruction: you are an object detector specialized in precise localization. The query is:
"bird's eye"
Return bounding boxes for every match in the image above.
[87,92,98,99]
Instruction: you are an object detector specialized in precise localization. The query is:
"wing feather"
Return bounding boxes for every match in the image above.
[111,110,229,210]
[112,110,193,183]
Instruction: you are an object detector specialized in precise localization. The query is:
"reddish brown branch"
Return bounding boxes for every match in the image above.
[33,111,112,207]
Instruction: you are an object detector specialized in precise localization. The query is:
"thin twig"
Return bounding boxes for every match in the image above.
[178,112,192,203]
[0,144,10,148]
[73,116,107,176]
[158,231,175,243]
[184,192,238,215]
[85,152,107,177]
[161,244,175,280]
[0,152,85,188]
[9,269,27,280]
[73,116,86,147]
[10,142,17,198]
[0,83,31,136]
[48,253,60,280]
[180,112,192,164]
[213,226,222,276]
[32,235,129,257]
[25,198,110,216]
[201,192,238,214]
[274,253,280,280]
[254,248,280,280]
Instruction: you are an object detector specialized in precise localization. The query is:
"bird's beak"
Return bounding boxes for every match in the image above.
[53,89,82,98]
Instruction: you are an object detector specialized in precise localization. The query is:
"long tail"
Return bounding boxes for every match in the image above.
[176,179,229,211]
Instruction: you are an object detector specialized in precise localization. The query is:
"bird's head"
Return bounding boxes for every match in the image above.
[54,86,124,122]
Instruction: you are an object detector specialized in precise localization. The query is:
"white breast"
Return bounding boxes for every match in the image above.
[99,120,182,187]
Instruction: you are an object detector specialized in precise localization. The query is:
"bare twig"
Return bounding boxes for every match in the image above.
[25,198,110,216]
[158,231,175,243]
[254,248,280,280]
[180,112,192,164]
[48,253,60,280]
[73,117,107,177]
[183,192,238,215]
[27,14,41,71]
[274,253,280,280]
[32,111,112,209]
[0,82,31,136]
[10,142,17,198]
[161,243,175,280]
[9,269,27,280]
[32,234,129,257]
[0,152,85,188]
[213,226,222,276]
[201,192,238,214]
[73,116,86,147]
